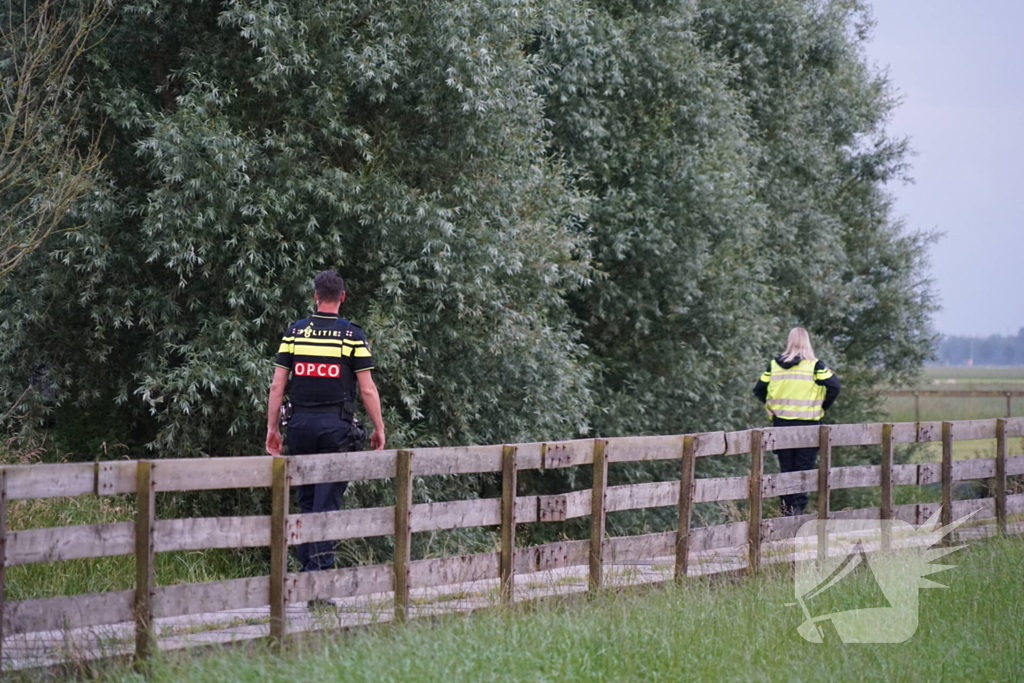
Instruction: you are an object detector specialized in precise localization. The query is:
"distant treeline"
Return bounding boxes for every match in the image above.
[938,329,1024,366]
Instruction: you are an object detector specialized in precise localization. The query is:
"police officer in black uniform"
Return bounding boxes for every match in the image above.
[265,270,386,576]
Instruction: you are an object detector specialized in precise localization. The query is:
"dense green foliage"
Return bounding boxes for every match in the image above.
[1,0,935,522]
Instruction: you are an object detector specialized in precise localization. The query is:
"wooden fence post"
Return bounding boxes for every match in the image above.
[1006,392,1012,419]
[589,439,608,593]
[500,445,518,605]
[394,449,414,622]
[914,391,920,422]
[675,435,697,582]
[941,422,953,540]
[880,423,894,551]
[134,461,156,662]
[747,430,764,576]
[817,425,831,564]
[995,419,1007,536]
[0,469,7,671]
[269,456,290,643]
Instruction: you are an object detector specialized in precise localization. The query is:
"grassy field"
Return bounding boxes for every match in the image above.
[883,366,1024,462]
[18,534,1018,682]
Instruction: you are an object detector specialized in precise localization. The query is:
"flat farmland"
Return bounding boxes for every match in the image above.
[882,366,1024,461]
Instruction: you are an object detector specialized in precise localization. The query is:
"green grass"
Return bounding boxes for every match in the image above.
[31,535,1020,682]
[4,495,267,600]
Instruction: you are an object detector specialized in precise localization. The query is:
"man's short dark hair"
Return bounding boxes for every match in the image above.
[314,270,345,302]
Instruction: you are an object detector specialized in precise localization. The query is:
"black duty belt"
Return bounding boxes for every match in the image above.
[292,404,343,415]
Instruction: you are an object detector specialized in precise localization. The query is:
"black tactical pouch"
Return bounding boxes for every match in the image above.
[345,417,369,451]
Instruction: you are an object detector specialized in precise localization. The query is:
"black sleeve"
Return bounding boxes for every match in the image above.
[815,360,842,411]
[752,362,771,403]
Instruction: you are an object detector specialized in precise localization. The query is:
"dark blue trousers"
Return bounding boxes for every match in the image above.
[772,417,819,515]
[287,412,351,572]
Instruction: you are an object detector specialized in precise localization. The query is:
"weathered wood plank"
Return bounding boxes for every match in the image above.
[694,476,749,503]
[410,498,501,533]
[952,458,997,481]
[3,590,134,635]
[6,522,134,566]
[269,456,289,643]
[511,539,592,575]
[676,435,697,580]
[5,462,95,500]
[817,425,831,562]
[918,462,941,486]
[589,440,608,592]
[516,496,540,524]
[413,445,503,476]
[538,489,590,522]
[693,431,727,457]
[609,532,675,563]
[946,419,999,441]
[606,481,678,513]
[762,470,817,498]
[287,507,392,545]
[511,442,544,471]
[153,457,274,492]
[540,539,590,572]
[287,564,393,603]
[996,419,1007,536]
[1003,417,1024,438]
[153,576,270,619]
[764,425,820,451]
[891,422,918,444]
[951,498,995,521]
[725,430,751,456]
[542,439,595,469]
[394,450,413,623]
[917,422,942,443]
[830,465,882,490]
[748,430,764,575]
[135,461,156,661]
[288,450,398,485]
[408,553,500,589]
[154,515,270,552]
[831,507,881,521]
[941,423,953,532]
[500,446,517,605]
[830,423,883,447]
[689,522,748,553]
[95,460,137,495]
[881,424,895,527]
[892,464,919,486]
[605,435,681,464]
[763,514,816,543]
[1006,455,1024,476]
[1006,493,1024,515]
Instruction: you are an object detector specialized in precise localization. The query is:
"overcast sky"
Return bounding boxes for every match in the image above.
[865,0,1024,337]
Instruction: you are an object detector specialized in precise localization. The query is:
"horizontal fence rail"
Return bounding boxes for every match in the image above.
[2,418,1024,669]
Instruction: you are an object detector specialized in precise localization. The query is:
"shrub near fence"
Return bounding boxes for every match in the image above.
[2,418,1024,670]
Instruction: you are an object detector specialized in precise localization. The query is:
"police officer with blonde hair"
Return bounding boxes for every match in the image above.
[753,327,841,516]
[265,270,385,589]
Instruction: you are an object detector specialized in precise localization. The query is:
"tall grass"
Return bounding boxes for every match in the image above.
[5,495,267,600]
[35,535,1018,682]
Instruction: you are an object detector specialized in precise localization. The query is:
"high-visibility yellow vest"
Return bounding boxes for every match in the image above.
[762,358,832,421]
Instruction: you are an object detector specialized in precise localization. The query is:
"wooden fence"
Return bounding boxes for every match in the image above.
[2,418,1024,668]
[883,390,1024,421]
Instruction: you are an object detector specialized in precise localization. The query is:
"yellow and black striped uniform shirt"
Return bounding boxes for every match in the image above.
[274,312,374,408]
